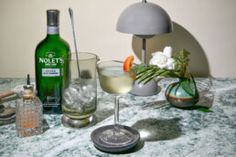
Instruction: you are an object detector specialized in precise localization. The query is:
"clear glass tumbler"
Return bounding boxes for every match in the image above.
[62,52,98,128]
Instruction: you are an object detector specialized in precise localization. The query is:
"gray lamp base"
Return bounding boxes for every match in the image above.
[130,79,161,96]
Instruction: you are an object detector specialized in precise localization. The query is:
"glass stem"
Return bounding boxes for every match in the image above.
[114,95,120,126]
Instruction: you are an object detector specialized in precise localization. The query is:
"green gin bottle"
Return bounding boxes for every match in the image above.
[35,10,70,114]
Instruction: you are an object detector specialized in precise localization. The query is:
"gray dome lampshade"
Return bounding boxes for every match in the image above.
[116,1,173,36]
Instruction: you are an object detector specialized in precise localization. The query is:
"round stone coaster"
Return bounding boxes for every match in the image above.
[91,125,140,153]
[0,105,4,113]
[0,106,16,119]
[0,106,16,125]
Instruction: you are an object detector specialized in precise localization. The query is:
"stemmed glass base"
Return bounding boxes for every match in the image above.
[91,124,140,153]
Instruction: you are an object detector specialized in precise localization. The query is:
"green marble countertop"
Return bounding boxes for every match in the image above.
[0,78,236,157]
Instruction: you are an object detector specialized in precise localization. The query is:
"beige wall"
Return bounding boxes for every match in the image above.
[0,0,236,78]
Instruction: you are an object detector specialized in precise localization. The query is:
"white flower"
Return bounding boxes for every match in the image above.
[149,46,174,70]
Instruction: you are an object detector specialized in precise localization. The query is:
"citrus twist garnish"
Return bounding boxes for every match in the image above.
[123,55,134,72]
[123,55,136,79]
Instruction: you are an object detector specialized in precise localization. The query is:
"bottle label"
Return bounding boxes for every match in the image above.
[39,52,64,65]
[47,26,59,34]
[44,96,60,107]
[39,57,64,66]
[38,51,65,77]
[42,68,60,77]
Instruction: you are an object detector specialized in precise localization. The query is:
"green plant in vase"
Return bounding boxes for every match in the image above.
[134,47,199,108]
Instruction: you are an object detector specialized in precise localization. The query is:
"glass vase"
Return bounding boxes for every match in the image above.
[165,77,199,108]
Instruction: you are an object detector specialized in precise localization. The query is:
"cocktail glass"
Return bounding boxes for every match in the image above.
[91,60,140,153]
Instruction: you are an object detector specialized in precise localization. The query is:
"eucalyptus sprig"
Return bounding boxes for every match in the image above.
[173,49,190,78]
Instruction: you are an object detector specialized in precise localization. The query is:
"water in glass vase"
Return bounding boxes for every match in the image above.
[98,67,133,94]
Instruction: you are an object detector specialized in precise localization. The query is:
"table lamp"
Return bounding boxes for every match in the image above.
[116,0,173,96]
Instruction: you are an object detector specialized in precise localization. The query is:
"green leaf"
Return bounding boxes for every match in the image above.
[134,48,192,84]
[179,78,196,96]
[198,107,213,112]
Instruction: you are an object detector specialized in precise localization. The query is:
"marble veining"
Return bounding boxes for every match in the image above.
[0,78,236,157]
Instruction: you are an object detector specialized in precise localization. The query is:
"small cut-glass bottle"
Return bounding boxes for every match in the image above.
[16,75,43,137]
